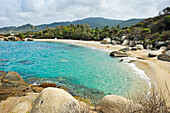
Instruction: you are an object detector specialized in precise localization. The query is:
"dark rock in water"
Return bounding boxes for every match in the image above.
[0,71,6,82]
[18,60,33,65]
[0,58,9,62]
[120,59,124,62]
[158,50,170,62]
[131,47,137,51]
[2,71,24,87]
[119,48,130,52]
[110,51,128,57]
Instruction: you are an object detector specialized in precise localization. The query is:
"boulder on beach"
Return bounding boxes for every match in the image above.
[158,50,170,62]
[135,44,144,50]
[31,88,80,113]
[110,51,128,57]
[148,51,160,57]
[158,46,167,52]
[122,40,129,46]
[100,95,142,113]
[2,71,24,87]
[131,47,137,51]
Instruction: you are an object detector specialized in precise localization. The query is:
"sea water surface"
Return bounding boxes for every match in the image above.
[0,41,150,98]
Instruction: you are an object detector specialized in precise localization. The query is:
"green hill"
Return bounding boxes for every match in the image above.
[0,17,143,33]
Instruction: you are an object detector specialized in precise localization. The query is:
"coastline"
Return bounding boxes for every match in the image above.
[34,39,170,93]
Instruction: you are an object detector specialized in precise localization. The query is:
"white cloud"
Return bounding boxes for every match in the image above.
[0,0,169,27]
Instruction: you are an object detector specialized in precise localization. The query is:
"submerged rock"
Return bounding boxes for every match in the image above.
[100,95,142,113]
[31,88,80,113]
[110,51,128,57]
[158,50,170,62]
[18,60,33,65]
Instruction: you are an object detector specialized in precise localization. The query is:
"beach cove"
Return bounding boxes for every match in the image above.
[0,40,153,99]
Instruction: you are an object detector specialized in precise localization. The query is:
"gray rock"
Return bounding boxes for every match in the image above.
[110,51,128,57]
[129,41,136,47]
[31,88,80,113]
[100,95,142,113]
[2,71,24,87]
[146,44,153,50]
[122,40,129,46]
[135,44,144,50]
[158,50,170,62]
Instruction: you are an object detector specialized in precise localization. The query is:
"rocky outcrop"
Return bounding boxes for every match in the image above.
[31,88,80,113]
[110,51,128,57]
[100,95,142,113]
[158,50,170,62]
[0,93,39,113]
[2,71,24,87]
[135,44,144,50]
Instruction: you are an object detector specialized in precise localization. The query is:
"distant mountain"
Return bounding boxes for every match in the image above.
[0,17,143,33]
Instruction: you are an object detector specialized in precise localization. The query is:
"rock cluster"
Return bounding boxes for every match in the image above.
[0,71,145,113]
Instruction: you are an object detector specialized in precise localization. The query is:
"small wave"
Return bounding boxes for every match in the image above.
[119,57,152,89]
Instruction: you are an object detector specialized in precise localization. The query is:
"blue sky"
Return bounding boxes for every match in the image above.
[0,0,169,28]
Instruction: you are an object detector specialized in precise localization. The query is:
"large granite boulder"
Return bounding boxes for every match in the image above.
[0,71,6,82]
[100,95,142,113]
[158,50,170,62]
[0,93,39,113]
[122,40,129,46]
[135,44,144,50]
[31,88,80,113]
[110,51,128,57]
[2,71,24,87]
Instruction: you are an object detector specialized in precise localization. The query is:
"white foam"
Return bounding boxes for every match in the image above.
[120,57,152,89]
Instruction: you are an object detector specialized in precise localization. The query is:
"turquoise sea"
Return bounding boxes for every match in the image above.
[0,41,150,98]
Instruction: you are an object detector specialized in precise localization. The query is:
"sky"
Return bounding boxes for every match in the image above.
[0,0,169,28]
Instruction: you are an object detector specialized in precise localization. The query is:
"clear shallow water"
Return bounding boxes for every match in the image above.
[0,41,149,98]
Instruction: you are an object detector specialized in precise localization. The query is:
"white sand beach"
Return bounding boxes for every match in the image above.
[34,39,170,94]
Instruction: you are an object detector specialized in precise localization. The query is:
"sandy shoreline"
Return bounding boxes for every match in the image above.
[34,39,170,93]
